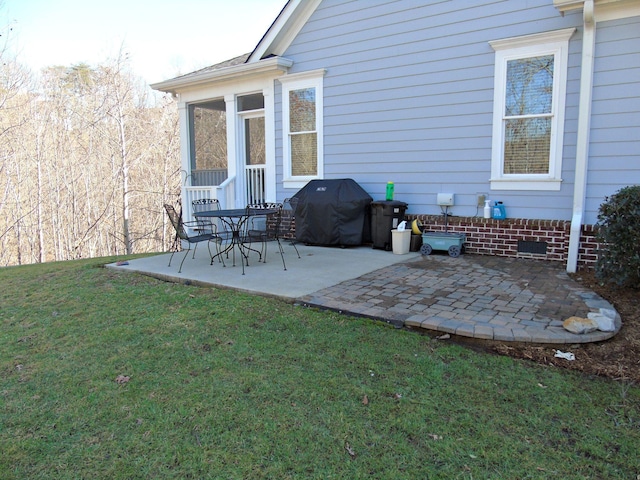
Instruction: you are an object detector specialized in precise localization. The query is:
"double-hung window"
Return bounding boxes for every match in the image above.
[489,28,574,190]
[280,70,325,189]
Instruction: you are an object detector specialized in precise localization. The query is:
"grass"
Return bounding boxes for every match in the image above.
[1,257,639,479]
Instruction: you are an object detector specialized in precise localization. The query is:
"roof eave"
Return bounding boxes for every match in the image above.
[553,0,630,11]
[248,0,322,62]
[150,56,294,94]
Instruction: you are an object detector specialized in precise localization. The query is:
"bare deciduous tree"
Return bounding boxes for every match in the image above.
[0,33,181,266]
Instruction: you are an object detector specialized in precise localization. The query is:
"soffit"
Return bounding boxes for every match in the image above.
[150,56,294,95]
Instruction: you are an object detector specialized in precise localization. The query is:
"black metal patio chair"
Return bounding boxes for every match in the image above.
[164,203,222,273]
[191,198,222,234]
[272,197,301,270]
[243,203,281,263]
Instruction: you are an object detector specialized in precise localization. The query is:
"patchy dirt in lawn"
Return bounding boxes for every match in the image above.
[489,271,639,383]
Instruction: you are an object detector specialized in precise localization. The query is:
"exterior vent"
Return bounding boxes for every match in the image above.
[518,240,547,255]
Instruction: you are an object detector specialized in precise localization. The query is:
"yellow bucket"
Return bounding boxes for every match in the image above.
[411,219,423,235]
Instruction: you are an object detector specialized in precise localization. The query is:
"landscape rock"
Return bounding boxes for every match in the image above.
[563,316,598,334]
[588,312,616,332]
[599,308,617,319]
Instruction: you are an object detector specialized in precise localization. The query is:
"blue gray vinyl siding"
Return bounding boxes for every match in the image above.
[584,16,640,224]
[275,0,638,223]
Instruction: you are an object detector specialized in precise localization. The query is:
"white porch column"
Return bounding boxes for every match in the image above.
[177,99,193,216]
[263,83,276,202]
[225,94,238,208]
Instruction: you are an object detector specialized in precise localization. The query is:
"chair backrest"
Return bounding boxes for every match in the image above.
[245,203,282,236]
[164,204,189,240]
[247,202,282,210]
[192,198,220,213]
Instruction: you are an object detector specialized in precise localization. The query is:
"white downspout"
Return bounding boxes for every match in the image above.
[567,0,595,273]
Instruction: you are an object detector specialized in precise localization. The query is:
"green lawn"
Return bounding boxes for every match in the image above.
[1,257,638,479]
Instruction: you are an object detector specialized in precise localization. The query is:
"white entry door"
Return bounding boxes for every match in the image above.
[240,112,266,205]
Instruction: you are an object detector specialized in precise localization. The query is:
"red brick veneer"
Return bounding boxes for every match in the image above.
[405,214,598,270]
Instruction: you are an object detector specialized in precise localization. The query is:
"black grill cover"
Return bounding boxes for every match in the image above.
[293,179,372,246]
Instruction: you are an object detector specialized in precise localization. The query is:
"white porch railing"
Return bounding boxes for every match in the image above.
[182,178,235,239]
[184,186,217,223]
[245,165,266,205]
[184,177,236,219]
[215,176,235,210]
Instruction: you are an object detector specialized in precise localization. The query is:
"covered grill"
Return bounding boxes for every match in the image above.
[292,179,372,247]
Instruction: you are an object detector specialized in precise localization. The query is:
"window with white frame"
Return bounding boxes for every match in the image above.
[280,70,325,189]
[489,28,574,190]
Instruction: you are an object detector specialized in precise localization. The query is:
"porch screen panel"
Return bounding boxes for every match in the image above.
[189,100,228,186]
[289,88,317,176]
[503,55,553,175]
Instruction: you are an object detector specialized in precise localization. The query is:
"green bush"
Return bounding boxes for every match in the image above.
[595,185,640,289]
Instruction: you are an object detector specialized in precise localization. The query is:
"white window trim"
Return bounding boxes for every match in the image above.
[279,69,326,190]
[489,28,575,191]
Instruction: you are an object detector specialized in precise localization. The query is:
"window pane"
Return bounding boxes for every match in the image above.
[504,117,551,174]
[505,55,554,116]
[238,93,264,112]
[291,133,317,176]
[289,88,316,132]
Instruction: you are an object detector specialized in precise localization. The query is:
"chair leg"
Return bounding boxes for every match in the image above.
[178,246,191,273]
[168,233,180,267]
[289,238,301,259]
[275,237,287,271]
[261,236,267,263]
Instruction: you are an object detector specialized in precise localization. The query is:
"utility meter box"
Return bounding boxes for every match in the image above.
[437,193,455,206]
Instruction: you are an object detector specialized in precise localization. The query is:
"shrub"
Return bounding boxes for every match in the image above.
[595,185,640,289]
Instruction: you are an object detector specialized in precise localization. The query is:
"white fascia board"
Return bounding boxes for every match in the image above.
[554,0,640,20]
[150,57,294,95]
[248,0,323,62]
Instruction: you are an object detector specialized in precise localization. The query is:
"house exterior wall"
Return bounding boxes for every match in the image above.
[584,15,640,222]
[403,214,598,269]
[274,0,638,228]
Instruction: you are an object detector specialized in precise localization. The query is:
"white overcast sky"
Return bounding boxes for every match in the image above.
[2,0,286,84]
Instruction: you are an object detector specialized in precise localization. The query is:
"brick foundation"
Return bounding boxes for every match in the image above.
[404,214,598,270]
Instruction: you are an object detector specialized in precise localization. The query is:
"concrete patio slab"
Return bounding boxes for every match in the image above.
[107,243,421,298]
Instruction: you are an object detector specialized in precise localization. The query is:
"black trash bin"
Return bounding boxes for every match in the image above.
[370,200,408,250]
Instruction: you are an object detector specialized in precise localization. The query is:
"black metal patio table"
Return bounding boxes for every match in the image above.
[194,208,276,274]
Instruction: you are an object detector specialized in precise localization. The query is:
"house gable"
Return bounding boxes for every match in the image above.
[248,0,323,62]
